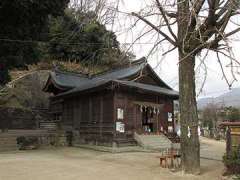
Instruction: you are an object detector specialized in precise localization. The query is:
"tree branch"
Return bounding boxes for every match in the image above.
[155,0,177,42]
[131,12,177,47]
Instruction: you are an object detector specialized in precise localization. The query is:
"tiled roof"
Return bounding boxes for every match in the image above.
[44,58,146,90]
[56,79,179,99]
[44,57,179,98]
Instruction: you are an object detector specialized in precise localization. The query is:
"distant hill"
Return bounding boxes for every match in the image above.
[197,88,240,109]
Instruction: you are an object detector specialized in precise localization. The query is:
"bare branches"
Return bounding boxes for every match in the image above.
[216,52,232,88]
[155,0,177,41]
[112,0,240,93]
[189,0,205,31]
[107,0,240,174]
[131,12,177,46]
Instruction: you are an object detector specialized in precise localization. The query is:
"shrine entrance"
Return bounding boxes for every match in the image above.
[142,107,154,133]
[134,101,163,134]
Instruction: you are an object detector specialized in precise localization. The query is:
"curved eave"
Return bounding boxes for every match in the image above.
[115,80,179,99]
[42,73,72,93]
[53,80,179,100]
[53,80,114,99]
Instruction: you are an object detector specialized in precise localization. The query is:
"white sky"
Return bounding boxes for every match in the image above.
[108,0,240,99]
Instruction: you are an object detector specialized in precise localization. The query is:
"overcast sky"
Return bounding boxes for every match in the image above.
[108,0,240,99]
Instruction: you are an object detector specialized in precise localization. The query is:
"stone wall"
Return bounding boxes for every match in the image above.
[0,70,52,130]
[0,107,50,130]
[0,130,67,152]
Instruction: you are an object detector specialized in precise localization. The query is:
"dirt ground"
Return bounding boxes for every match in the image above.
[0,137,229,180]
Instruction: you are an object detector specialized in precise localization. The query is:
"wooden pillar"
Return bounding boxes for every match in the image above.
[156,96,159,133]
[226,127,231,156]
[113,92,116,139]
[172,100,175,132]
[133,104,137,133]
[78,99,82,130]
[100,96,103,137]
[88,97,92,136]
[89,97,92,123]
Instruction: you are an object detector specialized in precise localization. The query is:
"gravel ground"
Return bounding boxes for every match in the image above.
[0,137,229,180]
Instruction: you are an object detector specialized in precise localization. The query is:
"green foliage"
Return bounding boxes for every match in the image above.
[233,175,240,180]
[223,146,240,175]
[0,1,132,85]
[16,136,39,150]
[223,151,240,166]
[225,106,240,121]
[47,9,130,67]
[0,0,69,84]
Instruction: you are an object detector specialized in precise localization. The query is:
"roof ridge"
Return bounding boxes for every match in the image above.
[54,68,88,78]
[130,57,147,65]
[92,57,147,78]
[52,57,147,79]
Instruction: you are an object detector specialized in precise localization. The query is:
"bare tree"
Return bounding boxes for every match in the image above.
[111,0,240,174]
[70,0,121,26]
[202,103,219,137]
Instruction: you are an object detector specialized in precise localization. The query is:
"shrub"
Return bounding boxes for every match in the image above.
[233,174,240,180]
[16,136,39,150]
[223,147,240,175]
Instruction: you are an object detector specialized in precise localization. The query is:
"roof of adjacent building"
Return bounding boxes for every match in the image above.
[219,121,240,127]
[43,57,179,99]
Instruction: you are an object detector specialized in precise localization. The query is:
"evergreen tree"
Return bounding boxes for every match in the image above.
[0,0,69,85]
[47,9,130,67]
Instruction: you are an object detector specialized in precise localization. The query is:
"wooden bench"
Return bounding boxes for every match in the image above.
[156,150,181,168]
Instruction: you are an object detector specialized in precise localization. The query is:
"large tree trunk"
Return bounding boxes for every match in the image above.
[179,52,200,174]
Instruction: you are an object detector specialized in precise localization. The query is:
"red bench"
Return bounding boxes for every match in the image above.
[156,150,181,168]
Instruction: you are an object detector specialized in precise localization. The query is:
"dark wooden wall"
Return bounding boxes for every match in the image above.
[60,90,115,144]
[114,90,174,137]
[51,88,175,145]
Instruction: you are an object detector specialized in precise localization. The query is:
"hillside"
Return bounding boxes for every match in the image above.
[0,61,119,110]
[0,70,51,109]
[197,88,240,109]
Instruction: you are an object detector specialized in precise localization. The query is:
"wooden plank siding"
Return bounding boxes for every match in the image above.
[57,88,175,145]
[59,90,115,144]
[114,89,175,137]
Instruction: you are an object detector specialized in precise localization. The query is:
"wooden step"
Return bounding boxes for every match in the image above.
[115,138,137,147]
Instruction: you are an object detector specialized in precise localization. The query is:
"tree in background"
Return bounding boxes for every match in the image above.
[225,106,240,122]
[202,104,217,128]
[47,9,130,67]
[0,0,133,85]
[0,0,69,85]
[201,103,220,138]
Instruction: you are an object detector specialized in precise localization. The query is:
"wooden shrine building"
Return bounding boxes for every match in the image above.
[220,121,240,155]
[43,58,179,146]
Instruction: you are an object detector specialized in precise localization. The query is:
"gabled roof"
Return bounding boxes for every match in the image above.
[55,79,179,99]
[43,58,146,92]
[44,70,88,90]
[43,57,179,98]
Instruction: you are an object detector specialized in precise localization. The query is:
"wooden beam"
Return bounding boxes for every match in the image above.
[133,101,163,109]
[100,95,103,137]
